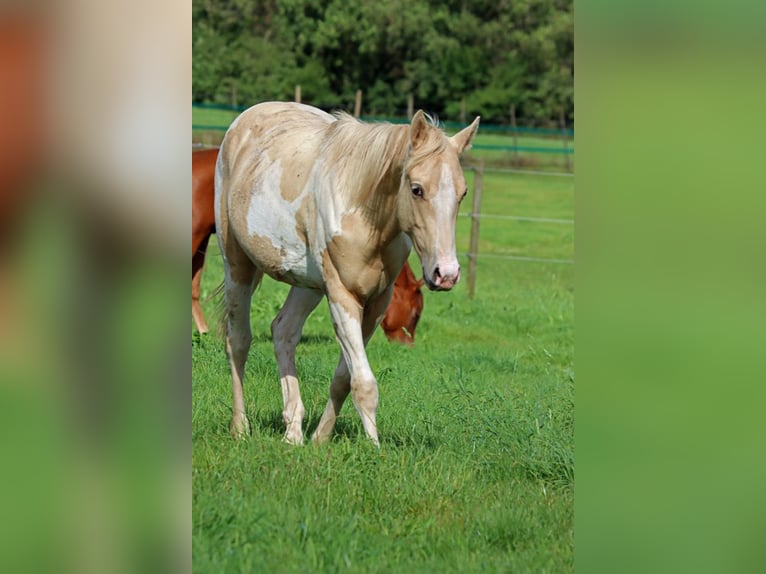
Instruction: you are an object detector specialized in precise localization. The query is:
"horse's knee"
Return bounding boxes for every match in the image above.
[226,329,252,359]
[350,376,378,408]
[271,312,304,354]
[270,312,286,343]
[329,365,350,399]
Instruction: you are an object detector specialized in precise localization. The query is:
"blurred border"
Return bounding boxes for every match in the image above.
[4,0,765,571]
[576,1,765,573]
[0,1,189,572]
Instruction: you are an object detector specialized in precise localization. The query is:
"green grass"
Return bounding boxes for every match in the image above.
[458,170,575,262]
[192,170,574,571]
[192,105,240,128]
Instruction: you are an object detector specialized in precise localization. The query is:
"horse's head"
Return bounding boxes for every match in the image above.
[381,263,425,346]
[398,111,480,291]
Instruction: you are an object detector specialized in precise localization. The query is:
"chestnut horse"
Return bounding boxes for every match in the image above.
[193,147,425,342]
[215,102,478,445]
[192,148,218,333]
[380,260,425,346]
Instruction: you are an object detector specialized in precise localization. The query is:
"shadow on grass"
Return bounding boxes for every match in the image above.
[252,411,361,440]
[380,431,439,450]
[249,333,337,346]
[249,410,439,450]
[252,410,286,437]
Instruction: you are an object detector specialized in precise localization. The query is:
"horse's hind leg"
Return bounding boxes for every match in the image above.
[222,243,262,438]
[271,286,323,445]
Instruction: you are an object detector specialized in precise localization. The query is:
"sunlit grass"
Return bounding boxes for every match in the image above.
[192,154,573,572]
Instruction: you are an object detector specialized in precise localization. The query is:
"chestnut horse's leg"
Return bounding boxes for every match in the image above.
[192,233,211,333]
[313,285,394,446]
[271,286,323,445]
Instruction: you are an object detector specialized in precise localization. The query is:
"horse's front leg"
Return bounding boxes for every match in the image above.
[316,286,394,446]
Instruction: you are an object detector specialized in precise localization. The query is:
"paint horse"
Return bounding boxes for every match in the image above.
[193,146,425,342]
[215,102,479,446]
[380,259,425,346]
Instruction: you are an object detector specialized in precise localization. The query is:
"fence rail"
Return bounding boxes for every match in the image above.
[193,123,574,155]
[463,162,574,297]
[471,143,573,154]
[459,213,574,224]
[460,253,575,264]
[192,102,575,158]
[192,102,574,135]
[470,167,574,177]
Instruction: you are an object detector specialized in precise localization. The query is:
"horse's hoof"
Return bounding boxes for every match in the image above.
[310,428,331,445]
[229,414,251,439]
[283,430,304,446]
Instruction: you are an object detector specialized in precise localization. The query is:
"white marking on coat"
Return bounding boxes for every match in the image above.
[246,159,310,275]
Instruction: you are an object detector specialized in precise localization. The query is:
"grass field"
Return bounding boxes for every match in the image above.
[192,143,574,571]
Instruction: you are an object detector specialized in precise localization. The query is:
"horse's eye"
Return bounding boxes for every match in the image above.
[411,184,424,198]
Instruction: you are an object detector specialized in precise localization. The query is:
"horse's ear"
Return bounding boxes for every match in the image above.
[450,116,480,154]
[410,110,429,149]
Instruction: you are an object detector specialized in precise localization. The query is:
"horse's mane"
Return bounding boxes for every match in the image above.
[321,112,448,209]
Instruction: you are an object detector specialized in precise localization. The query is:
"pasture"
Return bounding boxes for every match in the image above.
[192,162,574,571]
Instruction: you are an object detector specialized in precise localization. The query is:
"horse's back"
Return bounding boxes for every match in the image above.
[217,102,333,288]
[219,101,333,188]
[222,102,333,161]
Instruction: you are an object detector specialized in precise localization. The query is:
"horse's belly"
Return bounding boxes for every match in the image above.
[242,178,323,289]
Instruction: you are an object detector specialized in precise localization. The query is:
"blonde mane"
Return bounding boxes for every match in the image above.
[321,112,449,209]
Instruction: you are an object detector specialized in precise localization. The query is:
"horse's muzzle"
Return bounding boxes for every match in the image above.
[424,265,460,291]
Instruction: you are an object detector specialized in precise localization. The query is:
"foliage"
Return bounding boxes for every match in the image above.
[192,0,573,124]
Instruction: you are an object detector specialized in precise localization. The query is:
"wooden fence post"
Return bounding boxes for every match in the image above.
[460,97,466,125]
[295,84,301,103]
[407,94,414,120]
[560,107,572,172]
[467,160,484,300]
[510,103,518,162]
[354,89,362,118]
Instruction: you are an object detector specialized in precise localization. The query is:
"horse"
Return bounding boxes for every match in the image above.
[192,147,218,333]
[193,147,427,341]
[215,101,479,446]
[0,15,47,252]
[380,260,424,346]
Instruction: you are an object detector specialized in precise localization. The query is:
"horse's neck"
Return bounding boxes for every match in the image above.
[326,122,409,245]
[358,163,404,245]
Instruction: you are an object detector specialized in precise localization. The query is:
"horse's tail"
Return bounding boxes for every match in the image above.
[210,280,227,339]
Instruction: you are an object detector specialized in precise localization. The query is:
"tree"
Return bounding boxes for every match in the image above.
[192,0,574,124]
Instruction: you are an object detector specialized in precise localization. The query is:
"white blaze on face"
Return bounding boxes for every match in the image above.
[429,162,460,283]
[246,159,308,274]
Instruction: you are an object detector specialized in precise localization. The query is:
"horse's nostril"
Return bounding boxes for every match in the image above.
[433,266,441,279]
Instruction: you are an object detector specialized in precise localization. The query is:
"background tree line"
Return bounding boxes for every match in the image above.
[192,0,573,126]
